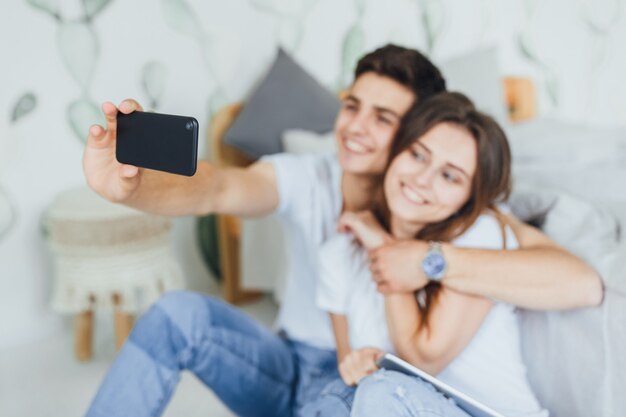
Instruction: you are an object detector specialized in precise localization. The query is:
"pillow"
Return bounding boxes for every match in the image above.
[507,119,626,205]
[509,184,620,251]
[506,118,626,167]
[438,47,508,123]
[224,48,340,159]
[281,129,337,155]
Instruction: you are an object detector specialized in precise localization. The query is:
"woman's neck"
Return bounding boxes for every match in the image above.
[390,215,423,240]
[341,172,382,212]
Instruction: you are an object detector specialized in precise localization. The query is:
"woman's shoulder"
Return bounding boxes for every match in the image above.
[452,212,519,250]
[319,232,365,264]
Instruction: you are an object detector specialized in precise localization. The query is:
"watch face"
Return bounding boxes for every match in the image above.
[422,253,446,279]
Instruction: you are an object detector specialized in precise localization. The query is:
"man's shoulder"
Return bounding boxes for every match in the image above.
[263,152,340,183]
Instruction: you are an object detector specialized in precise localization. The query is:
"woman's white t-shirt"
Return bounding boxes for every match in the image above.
[316,214,548,417]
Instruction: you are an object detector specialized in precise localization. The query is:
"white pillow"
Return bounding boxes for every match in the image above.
[508,119,626,206]
[510,184,620,249]
[281,129,337,155]
[506,118,626,167]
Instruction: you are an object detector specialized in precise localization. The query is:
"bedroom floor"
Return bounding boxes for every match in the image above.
[0,291,279,417]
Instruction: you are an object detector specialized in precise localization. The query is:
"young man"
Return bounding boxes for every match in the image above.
[83,45,602,417]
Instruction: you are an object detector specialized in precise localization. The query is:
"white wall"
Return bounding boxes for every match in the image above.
[1,0,625,347]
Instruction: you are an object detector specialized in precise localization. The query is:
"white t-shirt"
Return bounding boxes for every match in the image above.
[262,152,343,349]
[317,214,548,417]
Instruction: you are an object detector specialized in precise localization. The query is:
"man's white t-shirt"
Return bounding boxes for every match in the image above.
[316,214,548,417]
[262,152,343,349]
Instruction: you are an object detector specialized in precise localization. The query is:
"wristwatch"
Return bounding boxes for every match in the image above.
[421,241,447,282]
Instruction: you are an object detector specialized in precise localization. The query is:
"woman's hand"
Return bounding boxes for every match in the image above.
[338,347,384,386]
[339,211,392,250]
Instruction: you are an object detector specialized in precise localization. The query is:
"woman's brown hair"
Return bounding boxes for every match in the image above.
[374,92,512,328]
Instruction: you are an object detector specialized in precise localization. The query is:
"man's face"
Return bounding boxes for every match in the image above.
[334,73,415,176]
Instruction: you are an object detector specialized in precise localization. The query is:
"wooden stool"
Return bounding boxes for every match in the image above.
[46,187,184,361]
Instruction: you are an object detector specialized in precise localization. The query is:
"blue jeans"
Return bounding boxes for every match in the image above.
[352,370,471,417]
[302,370,472,417]
[84,290,340,417]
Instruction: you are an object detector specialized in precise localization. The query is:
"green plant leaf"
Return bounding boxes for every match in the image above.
[26,0,61,19]
[339,23,365,88]
[0,186,16,241]
[82,0,112,19]
[67,98,104,143]
[160,0,204,41]
[141,61,168,110]
[11,93,37,123]
[58,21,99,88]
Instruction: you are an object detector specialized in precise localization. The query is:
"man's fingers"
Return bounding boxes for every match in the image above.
[86,124,109,148]
[118,98,144,114]
[120,164,139,178]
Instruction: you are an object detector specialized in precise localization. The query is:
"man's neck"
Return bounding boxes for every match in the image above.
[341,172,382,212]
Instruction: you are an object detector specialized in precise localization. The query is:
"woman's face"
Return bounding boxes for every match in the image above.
[384,122,477,235]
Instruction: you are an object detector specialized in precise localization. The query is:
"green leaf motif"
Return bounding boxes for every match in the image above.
[420,0,445,54]
[354,0,367,17]
[26,0,61,19]
[160,0,205,42]
[11,93,38,123]
[58,21,99,89]
[82,0,113,19]
[545,74,559,107]
[0,187,16,242]
[580,0,621,36]
[340,23,365,88]
[249,0,317,18]
[142,61,168,110]
[67,98,104,143]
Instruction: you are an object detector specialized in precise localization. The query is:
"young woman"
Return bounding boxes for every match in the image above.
[302,92,547,417]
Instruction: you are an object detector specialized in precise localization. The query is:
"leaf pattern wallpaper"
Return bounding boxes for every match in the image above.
[0,93,38,242]
[25,0,111,143]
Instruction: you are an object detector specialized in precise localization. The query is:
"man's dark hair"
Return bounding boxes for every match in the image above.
[355,44,446,101]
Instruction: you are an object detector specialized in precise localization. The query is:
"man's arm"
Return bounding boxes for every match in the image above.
[368,214,603,310]
[442,213,603,309]
[83,99,279,217]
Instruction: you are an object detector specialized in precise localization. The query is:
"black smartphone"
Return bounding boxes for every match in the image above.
[116,111,199,176]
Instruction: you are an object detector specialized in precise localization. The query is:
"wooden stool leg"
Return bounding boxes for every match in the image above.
[75,310,93,361]
[112,293,135,351]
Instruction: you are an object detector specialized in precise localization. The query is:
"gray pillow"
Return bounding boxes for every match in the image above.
[224,48,340,159]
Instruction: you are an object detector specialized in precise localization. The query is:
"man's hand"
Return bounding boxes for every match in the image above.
[339,347,384,386]
[83,99,144,203]
[368,240,430,293]
[338,211,392,250]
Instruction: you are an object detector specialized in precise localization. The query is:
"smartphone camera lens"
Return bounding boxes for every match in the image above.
[185,121,194,130]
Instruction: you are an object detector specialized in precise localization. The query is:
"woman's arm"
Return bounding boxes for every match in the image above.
[330,313,351,362]
[329,313,382,386]
[385,289,492,375]
[369,213,603,310]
